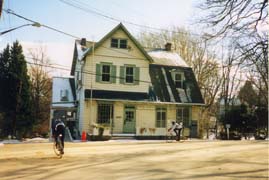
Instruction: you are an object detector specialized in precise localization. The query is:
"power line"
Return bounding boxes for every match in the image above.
[58,0,205,38]
[3,9,80,39]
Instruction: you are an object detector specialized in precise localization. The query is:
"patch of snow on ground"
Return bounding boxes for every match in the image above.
[24,138,49,143]
[1,139,21,144]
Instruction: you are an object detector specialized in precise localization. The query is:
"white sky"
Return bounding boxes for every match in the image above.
[0,0,198,76]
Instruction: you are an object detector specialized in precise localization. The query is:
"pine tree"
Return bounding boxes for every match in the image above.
[0,41,33,138]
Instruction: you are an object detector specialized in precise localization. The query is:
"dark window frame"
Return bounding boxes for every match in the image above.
[110,38,128,49]
[97,103,114,124]
[101,64,111,82]
[156,107,167,128]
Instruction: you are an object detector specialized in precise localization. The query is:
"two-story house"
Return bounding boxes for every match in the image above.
[65,23,204,139]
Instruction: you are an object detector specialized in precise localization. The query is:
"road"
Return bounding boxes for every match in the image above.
[0,140,268,180]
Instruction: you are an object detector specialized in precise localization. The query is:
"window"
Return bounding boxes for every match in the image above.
[96,63,116,83]
[111,38,127,49]
[176,107,190,127]
[125,66,134,83]
[97,103,113,124]
[120,65,140,85]
[60,90,68,101]
[156,107,166,128]
[102,64,111,82]
[174,73,183,88]
[111,38,118,48]
[125,106,135,122]
[119,39,127,49]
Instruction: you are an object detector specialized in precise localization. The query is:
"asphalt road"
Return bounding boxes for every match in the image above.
[0,140,268,180]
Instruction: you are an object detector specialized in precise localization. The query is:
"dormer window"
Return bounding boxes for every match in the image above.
[111,38,127,49]
[172,72,184,89]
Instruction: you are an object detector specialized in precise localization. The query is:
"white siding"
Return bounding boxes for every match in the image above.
[83,29,150,93]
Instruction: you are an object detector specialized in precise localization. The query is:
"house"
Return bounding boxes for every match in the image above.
[56,23,204,140]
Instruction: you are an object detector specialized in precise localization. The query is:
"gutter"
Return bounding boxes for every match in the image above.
[84,97,205,106]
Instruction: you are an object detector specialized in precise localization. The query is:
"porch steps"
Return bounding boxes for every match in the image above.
[64,127,73,142]
[111,133,136,140]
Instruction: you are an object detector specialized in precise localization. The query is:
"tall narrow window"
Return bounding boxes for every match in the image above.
[156,107,166,128]
[111,38,118,48]
[176,107,190,127]
[102,65,110,82]
[125,66,134,83]
[119,39,127,49]
[175,73,183,88]
[97,103,113,124]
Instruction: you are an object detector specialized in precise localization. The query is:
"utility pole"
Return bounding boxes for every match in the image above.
[90,41,94,134]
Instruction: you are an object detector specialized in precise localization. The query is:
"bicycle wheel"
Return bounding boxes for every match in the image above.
[53,137,63,158]
[166,132,174,143]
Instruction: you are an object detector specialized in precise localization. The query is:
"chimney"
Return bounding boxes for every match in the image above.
[81,38,86,46]
[165,43,172,51]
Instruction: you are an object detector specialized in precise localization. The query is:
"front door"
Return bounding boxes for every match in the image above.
[123,106,136,133]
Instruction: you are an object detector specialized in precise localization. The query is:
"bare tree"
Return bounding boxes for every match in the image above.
[199,0,268,38]
[27,47,52,136]
[198,1,268,138]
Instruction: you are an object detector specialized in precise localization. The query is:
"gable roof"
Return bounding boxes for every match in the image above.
[71,39,94,75]
[149,64,204,104]
[83,23,153,62]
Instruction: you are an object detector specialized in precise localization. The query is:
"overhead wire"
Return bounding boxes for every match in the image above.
[3,9,80,39]
[58,0,206,38]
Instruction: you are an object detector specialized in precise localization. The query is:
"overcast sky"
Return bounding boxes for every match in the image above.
[0,0,200,76]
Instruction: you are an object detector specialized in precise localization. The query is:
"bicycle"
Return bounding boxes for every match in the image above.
[166,129,184,143]
[166,130,177,143]
[53,134,64,158]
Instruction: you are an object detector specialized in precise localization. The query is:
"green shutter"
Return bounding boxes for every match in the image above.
[134,67,140,85]
[120,66,125,84]
[96,64,101,82]
[111,65,116,83]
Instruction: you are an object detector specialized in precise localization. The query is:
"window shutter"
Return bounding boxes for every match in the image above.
[120,66,125,84]
[111,65,117,83]
[96,64,101,82]
[134,67,140,85]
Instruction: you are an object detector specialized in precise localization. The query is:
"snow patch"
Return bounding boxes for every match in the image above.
[24,138,49,143]
[1,140,21,144]
[148,50,189,67]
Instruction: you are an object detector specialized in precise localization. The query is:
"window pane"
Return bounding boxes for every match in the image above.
[175,74,181,80]
[102,65,110,73]
[126,67,133,75]
[111,38,118,48]
[102,65,110,82]
[102,74,110,81]
[156,108,166,128]
[175,81,182,88]
[126,76,133,83]
[175,73,182,88]
[120,39,127,49]
[125,67,134,83]
[98,104,113,124]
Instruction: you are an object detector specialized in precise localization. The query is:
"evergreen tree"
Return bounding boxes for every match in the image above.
[0,41,33,138]
[238,81,258,108]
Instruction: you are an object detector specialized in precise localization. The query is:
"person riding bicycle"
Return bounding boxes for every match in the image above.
[168,121,183,141]
[52,118,65,154]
